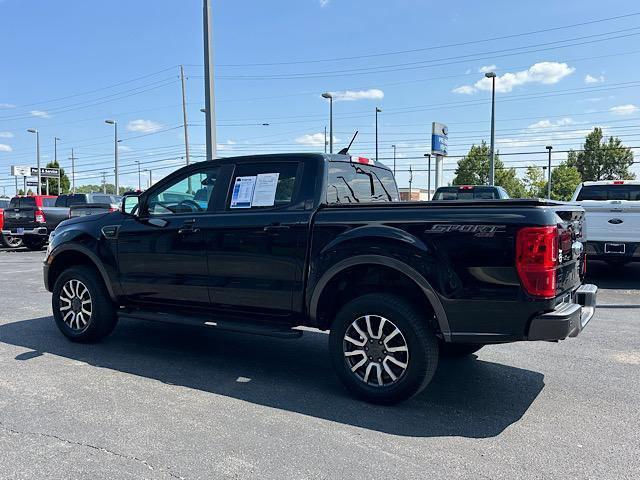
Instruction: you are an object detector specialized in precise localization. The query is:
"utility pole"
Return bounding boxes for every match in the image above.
[322,92,333,153]
[105,120,119,194]
[180,65,191,165]
[375,107,382,162]
[203,0,217,160]
[136,161,141,191]
[408,165,413,200]
[146,169,153,189]
[485,71,497,186]
[546,145,553,199]
[424,153,431,200]
[324,126,327,153]
[69,149,77,193]
[392,144,396,176]
[101,171,107,194]
[27,129,41,195]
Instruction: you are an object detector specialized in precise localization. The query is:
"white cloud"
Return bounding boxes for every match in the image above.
[452,85,475,95]
[610,104,638,115]
[295,133,339,147]
[217,140,237,151]
[0,144,12,152]
[118,145,132,152]
[479,65,496,74]
[0,131,13,138]
[319,0,330,6]
[452,61,575,94]
[127,119,162,133]
[0,103,15,109]
[30,110,50,118]
[584,74,604,84]
[527,118,574,129]
[327,89,384,102]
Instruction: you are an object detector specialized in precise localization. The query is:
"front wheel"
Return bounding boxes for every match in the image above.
[1,234,23,249]
[52,266,118,342]
[329,293,439,405]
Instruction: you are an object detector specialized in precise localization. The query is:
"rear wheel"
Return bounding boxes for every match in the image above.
[52,266,118,342]
[439,342,483,357]
[1,235,23,249]
[23,236,46,251]
[329,293,439,405]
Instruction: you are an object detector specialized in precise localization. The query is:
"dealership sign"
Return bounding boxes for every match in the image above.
[11,165,31,177]
[431,122,448,156]
[30,167,60,178]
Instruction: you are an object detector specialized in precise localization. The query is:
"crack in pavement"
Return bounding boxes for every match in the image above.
[0,421,185,479]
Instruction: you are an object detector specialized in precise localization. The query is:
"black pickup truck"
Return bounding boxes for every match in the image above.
[44,153,597,404]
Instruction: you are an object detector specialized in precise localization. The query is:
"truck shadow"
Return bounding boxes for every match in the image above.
[1,316,544,438]
[586,261,640,290]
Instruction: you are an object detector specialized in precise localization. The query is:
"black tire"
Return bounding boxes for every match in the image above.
[1,234,23,249]
[23,236,46,251]
[439,342,483,357]
[329,293,439,405]
[52,265,118,343]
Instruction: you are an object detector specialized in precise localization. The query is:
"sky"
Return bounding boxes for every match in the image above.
[1,0,639,195]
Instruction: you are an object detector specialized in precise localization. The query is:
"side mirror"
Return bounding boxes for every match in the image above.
[122,195,140,215]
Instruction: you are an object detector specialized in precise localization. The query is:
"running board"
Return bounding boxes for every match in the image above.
[118,310,303,339]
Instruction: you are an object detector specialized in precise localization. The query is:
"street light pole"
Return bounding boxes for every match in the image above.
[424,153,432,200]
[375,107,382,162]
[180,65,191,166]
[321,92,333,153]
[27,129,41,195]
[105,120,119,194]
[54,137,61,195]
[136,161,141,191]
[485,71,497,186]
[69,149,76,193]
[392,144,396,176]
[203,0,217,160]
[546,145,553,199]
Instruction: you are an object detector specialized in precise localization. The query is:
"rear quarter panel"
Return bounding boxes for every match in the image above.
[308,203,583,341]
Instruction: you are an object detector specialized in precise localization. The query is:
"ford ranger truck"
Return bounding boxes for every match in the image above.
[43,153,597,405]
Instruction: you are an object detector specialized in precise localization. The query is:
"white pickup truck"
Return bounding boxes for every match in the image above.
[571,180,640,265]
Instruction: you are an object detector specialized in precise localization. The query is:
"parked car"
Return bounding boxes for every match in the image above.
[0,198,23,249]
[2,193,123,250]
[432,185,510,200]
[44,153,596,405]
[571,180,640,265]
[1,195,59,250]
[68,194,121,218]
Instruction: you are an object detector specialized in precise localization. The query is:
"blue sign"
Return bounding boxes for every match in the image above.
[431,122,448,156]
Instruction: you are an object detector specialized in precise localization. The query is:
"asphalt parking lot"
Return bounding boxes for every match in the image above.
[0,247,638,480]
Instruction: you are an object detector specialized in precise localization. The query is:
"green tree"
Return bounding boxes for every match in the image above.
[550,162,582,201]
[39,160,71,195]
[75,184,133,195]
[567,128,635,181]
[523,166,547,198]
[453,141,526,197]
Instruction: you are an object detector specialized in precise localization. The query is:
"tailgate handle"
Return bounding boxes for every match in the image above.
[263,224,290,233]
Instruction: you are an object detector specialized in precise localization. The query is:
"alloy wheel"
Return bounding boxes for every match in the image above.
[343,314,409,387]
[59,279,93,331]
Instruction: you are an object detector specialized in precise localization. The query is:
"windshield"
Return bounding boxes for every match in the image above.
[576,184,640,201]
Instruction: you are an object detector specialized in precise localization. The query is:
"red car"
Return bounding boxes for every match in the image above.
[0,198,23,249]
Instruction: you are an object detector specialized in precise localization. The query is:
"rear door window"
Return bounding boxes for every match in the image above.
[66,194,88,206]
[42,198,56,207]
[227,162,300,210]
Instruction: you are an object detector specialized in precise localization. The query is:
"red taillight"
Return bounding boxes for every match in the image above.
[108,207,117,212]
[613,180,625,185]
[459,185,474,190]
[351,156,373,165]
[35,209,46,223]
[516,226,559,298]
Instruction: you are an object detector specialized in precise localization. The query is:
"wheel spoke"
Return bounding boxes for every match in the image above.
[60,304,71,312]
[63,311,73,325]
[383,328,400,347]
[62,285,73,299]
[352,321,368,343]
[344,334,367,347]
[344,349,366,358]
[382,361,398,381]
[350,356,368,372]
[386,345,408,353]
[385,355,407,370]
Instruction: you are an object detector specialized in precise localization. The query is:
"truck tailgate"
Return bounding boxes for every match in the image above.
[3,207,37,230]
[554,206,586,296]
[580,200,640,243]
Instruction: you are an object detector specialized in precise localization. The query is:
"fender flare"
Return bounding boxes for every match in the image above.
[47,244,118,302]
[309,254,451,341]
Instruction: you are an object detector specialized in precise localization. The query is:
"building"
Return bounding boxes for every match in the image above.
[398,188,433,201]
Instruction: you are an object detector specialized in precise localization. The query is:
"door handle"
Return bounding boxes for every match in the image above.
[178,220,200,234]
[263,224,291,233]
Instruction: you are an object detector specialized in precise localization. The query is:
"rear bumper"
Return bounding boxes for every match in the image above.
[1,227,48,237]
[585,241,640,262]
[527,284,597,341]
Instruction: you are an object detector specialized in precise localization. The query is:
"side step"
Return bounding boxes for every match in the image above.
[118,310,303,339]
